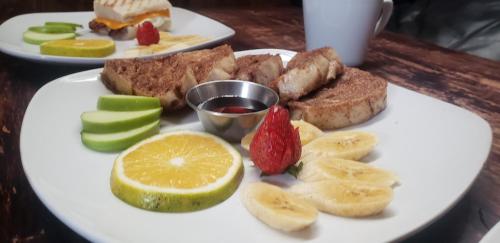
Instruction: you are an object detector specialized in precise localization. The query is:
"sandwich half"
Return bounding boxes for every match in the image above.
[89,0,172,40]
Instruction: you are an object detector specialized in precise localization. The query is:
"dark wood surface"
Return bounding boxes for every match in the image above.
[1,5,499,243]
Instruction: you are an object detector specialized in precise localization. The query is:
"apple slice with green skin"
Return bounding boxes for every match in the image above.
[81,120,160,152]
[97,95,161,111]
[81,108,162,133]
[23,31,76,45]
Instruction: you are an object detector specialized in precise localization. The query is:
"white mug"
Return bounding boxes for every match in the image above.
[303,0,393,66]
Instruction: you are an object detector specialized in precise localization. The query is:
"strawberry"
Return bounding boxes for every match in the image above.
[136,21,160,46]
[250,105,301,175]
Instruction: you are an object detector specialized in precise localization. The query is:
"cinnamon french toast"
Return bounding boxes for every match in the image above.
[288,67,387,129]
[273,47,344,102]
[179,44,237,83]
[101,56,197,111]
[101,45,236,111]
[235,54,284,87]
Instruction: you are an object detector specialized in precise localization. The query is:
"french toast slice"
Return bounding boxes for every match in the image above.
[273,47,344,101]
[101,45,236,111]
[101,56,197,111]
[179,44,237,83]
[288,67,387,130]
[235,54,284,86]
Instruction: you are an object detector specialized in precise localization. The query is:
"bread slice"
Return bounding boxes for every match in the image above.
[179,44,236,83]
[234,54,284,86]
[101,45,237,111]
[101,56,197,111]
[288,67,387,130]
[273,47,344,102]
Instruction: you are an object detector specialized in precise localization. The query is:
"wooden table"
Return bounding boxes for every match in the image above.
[1,6,499,243]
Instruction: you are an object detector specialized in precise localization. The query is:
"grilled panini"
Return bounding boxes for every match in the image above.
[89,0,172,40]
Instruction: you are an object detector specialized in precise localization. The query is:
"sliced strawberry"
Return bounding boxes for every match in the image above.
[250,105,301,175]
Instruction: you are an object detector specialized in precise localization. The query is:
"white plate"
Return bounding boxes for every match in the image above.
[0,9,234,65]
[20,49,492,243]
[480,221,500,243]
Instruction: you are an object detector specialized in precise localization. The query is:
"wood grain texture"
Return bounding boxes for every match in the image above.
[0,4,499,243]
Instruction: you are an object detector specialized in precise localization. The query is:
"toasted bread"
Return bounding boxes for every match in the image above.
[101,45,237,111]
[179,44,236,83]
[235,54,284,86]
[101,56,197,111]
[288,67,387,130]
[273,47,343,102]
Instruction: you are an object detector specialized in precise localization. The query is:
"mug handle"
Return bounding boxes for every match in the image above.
[373,0,394,35]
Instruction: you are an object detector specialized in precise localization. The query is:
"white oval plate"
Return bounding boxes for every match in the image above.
[480,221,500,243]
[20,49,492,243]
[0,8,234,65]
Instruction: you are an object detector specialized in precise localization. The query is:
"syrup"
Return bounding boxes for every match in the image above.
[200,96,267,114]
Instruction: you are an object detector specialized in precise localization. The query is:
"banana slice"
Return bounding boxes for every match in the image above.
[291,120,324,145]
[241,182,318,232]
[298,157,398,187]
[240,131,255,151]
[289,180,393,217]
[240,120,323,151]
[302,131,377,161]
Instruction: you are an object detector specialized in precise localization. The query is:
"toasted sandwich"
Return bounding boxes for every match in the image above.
[235,54,284,87]
[288,67,387,130]
[89,0,172,40]
[272,47,344,102]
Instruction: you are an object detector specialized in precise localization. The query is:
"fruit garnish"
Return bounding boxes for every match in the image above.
[23,22,82,45]
[301,130,377,161]
[23,31,76,45]
[45,22,83,29]
[241,182,318,232]
[124,32,210,57]
[97,95,161,111]
[28,25,75,34]
[298,157,398,187]
[249,105,301,175]
[110,131,243,212]
[81,108,162,133]
[289,180,393,217]
[290,120,323,145]
[81,95,161,152]
[81,120,160,152]
[241,119,323,151]
[136,21,160,46]
[40,39,115,57]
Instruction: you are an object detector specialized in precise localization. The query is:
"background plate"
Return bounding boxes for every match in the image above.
[0,9,235,65]
[20,49,492,242]
[480,221,500,243]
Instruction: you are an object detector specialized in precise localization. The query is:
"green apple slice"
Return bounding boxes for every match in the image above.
[81,120,160,152]
[81,108,162,133]
[97,95,161,111]
[23,31,76,45]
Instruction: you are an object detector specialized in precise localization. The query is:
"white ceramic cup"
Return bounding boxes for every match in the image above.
[303,0,393,66]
